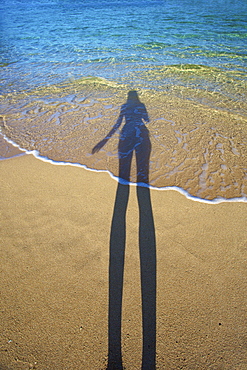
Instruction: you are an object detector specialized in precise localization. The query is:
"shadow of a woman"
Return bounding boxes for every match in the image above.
[92,91,156,369]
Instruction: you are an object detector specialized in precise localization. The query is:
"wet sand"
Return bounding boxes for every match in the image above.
[0,153,247,369]
[1,80,247,200]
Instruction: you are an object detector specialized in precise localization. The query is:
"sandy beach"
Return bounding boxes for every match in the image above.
[0,153,247,369]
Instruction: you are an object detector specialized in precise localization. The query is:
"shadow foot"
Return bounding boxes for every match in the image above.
[106,360,124,370]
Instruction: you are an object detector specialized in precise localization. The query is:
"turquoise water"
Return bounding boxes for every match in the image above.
[1,0,247,200]
[1,0,247,93]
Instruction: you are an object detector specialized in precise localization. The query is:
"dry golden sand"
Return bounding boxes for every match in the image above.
[0,153,247,369]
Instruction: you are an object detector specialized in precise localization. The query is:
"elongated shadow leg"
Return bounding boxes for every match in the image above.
[137,186,156,370]
[107,183,130,369]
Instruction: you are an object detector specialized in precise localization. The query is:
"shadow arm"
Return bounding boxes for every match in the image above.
[142,104,150,124]
[92,108,124,154]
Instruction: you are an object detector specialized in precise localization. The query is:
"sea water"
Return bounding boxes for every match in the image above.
[1,0,247,200]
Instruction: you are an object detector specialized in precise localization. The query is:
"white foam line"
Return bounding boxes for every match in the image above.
[1,133,247,204]
[152,185,247,204]
[1,133,27,153]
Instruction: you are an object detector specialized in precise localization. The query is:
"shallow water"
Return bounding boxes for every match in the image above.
[1,0,247,200]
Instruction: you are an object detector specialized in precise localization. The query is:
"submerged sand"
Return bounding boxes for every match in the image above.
[0,153,247,369]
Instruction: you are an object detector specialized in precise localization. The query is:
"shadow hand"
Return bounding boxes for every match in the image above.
[92,139,107,154]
